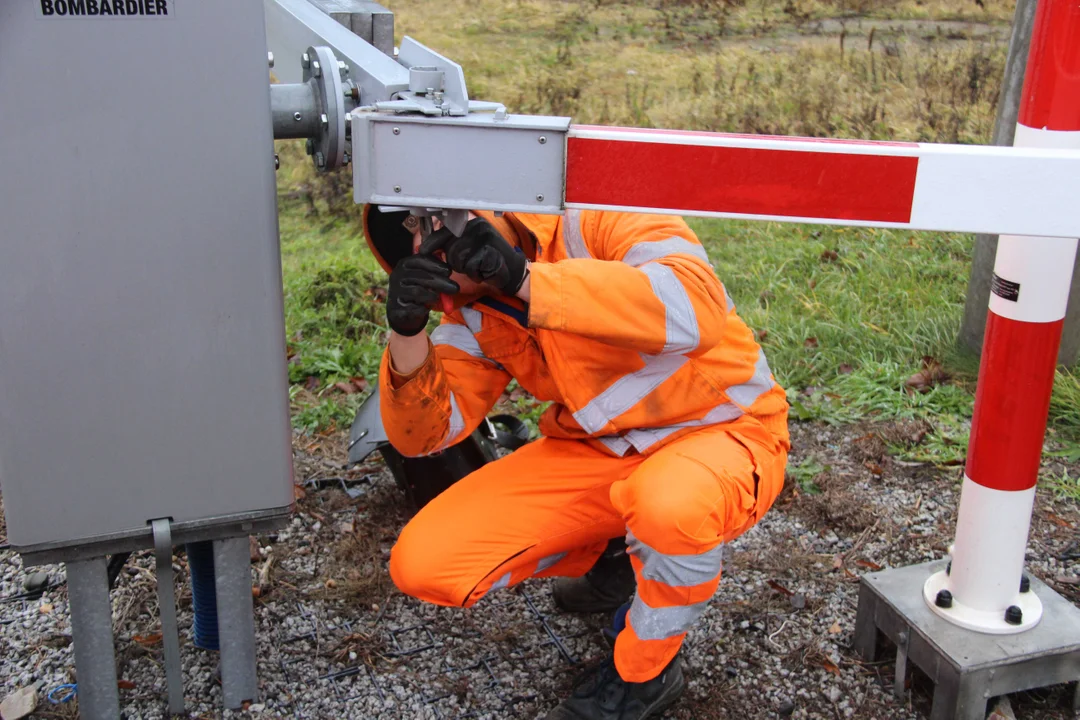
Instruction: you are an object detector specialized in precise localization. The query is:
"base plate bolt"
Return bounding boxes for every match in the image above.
[1020,575,1031,593]
[1005,605,1023,625]
[935,589,953,608]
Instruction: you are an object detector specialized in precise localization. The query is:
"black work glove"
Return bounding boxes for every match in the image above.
[386,255,459,336]
[420,217,528,295]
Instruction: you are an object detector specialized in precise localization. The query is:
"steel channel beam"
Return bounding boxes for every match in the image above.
[265,0,408,102]
[66,558,121,720]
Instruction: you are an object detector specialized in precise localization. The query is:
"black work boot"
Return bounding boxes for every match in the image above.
[544,653,685,720]
[553,538,636,613]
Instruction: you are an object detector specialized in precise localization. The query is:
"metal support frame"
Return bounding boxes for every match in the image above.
[152,519,187,715]
[854,561,1080,720]
[66,557,121,720]
[309,0,395,57]
[215,537,260,708]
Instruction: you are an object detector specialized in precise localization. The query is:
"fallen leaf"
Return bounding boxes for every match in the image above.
[756,329,769,342]
[349,376,369,393]
[837,363,854,375]
[117,680,136,690]
[304,376,320,392]
[854,559,883,571]
[325,579,338,589]
[832,555,844,570]
[333,381,360,395]
[1046,512,1071,528]
[864,461,884,476]
[293,483,307,501]
[828,622,843,635]
[767,579,794,597]
[905,356,950,394]
[807,279,817,289]
[820,249,839,262]
[252,586,262,598]
[39,604,52,614]
[804,337,819,349]
[133,633,162,647]
[819,659,841,676]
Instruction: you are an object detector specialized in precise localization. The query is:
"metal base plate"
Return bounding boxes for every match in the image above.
[854,561,1080,720]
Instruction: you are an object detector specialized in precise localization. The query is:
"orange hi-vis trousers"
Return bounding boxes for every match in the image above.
[389,412,788,683]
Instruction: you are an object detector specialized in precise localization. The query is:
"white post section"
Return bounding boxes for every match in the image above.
[924,0,1080,634]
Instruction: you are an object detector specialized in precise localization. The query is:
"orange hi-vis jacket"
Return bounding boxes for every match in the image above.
[369,207,789,486]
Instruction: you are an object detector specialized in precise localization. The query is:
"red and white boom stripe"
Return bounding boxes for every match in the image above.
[564,127,1080,239]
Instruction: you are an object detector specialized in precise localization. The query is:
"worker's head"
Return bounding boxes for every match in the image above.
[363,205,488,295]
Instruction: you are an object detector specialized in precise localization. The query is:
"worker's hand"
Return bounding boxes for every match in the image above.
[386,255,460,337]
[420,217,528,295]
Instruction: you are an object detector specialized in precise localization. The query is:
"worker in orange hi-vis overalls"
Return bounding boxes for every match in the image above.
[363,204,790,720]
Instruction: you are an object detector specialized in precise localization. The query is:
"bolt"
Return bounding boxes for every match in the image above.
[394,185,402,193]
[301,52,310,69]
[338,60,347,73]
[315,151,325,168]
[1005,605,1023,625]
[293,111,302,122]
[934,589,953,609]
[274,153,279,170]
[267,52,274,68]
[536,194,545,202]
[946,562,952,576]
[393,127,400,135]
[344,115,352,139]
[343,152,351,164]
[312,60,322,77]
[538,135,547,144]
[1020,575,1031,593]
[305,139,314,156]
[320,113,328,129]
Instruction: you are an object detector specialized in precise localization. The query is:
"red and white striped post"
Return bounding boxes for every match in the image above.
[923,0,1080,633]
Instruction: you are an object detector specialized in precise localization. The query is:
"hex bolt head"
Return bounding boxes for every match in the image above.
[393,127,401,135]
[274,153,280,171]
[293,111,302,122]
[946,561,952,576]
[536,194,545,202]
[538,135,547,144]
[1020,575,1031,593]
[312,60,322,77]
[338,60,348,75]
[935,589,953,609]
[315,151,325,168]
[1005,605,1023,625]
[394,185,402,193]
[301,52,310,69]
[305,139,315,156]
[267,52,275,68]
[320,113,329,129]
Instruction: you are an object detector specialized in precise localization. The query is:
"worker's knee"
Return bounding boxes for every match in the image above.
[389,521,464,607]
[622,468,723,546]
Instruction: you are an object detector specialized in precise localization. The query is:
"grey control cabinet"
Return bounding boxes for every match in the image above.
[0,1,294,554]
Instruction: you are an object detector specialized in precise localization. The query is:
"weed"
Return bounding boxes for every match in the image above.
[1045,467,1080,503]
[787,457,827,494]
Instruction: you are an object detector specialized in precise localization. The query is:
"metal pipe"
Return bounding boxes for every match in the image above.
[66,557,121,720]
[214,536,258,708]
[270,82,320,139]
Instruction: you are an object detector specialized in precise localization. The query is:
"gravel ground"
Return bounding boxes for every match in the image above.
[2,419,1079,720]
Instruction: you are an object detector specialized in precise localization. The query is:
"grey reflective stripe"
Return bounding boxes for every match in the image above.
[563,209,591,259]
[627,530,724,587]
[725,349,776,407]
[433,392,466,453]
[489,572,511,593]
[623,401,744,453]
[622,237,710,267]
[724,288,736,313]
[628,594,709,641]
[598,434,632,456]
[461,306,483,334]
[431,323,491,362]
[536,551,567,574]
[641,263,699,355]
[573,354,688,434]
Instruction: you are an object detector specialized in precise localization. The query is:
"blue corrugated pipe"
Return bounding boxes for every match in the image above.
[186,541,219,651]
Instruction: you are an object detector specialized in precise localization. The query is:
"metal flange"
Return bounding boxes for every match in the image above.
[303,45,347,171]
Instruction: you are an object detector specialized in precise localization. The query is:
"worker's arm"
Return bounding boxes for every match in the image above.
[523,211,729,356]
[381,313,512,457]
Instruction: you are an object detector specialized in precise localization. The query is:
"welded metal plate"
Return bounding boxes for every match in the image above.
[0,1,294,548]
[353,112,570,214]
[857,561,1080,690]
